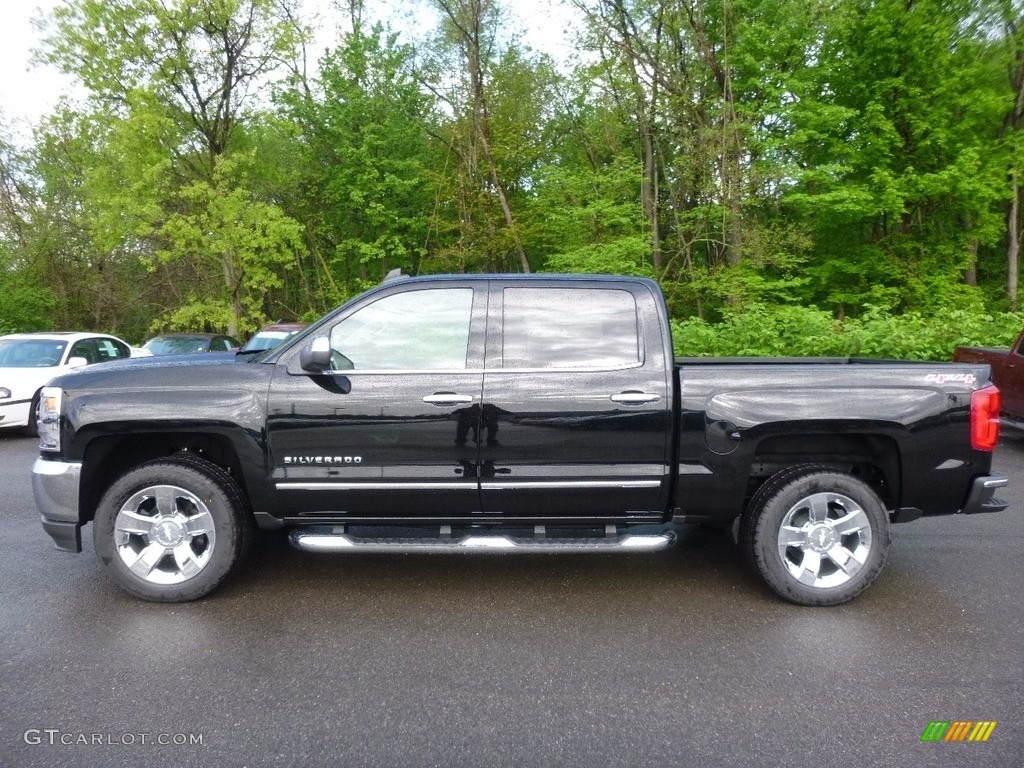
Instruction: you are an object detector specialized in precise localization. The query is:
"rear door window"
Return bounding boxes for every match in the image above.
[501,287,641,369]
[94,338,130,361]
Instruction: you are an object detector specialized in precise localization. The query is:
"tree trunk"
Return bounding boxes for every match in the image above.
[642,129,661,270]
[437,0,530,273]
[1010,172,1020,310]
[964,240,978,286]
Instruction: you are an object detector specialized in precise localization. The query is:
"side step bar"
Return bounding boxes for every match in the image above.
[289,525,677,554]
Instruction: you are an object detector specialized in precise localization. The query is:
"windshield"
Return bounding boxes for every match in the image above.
[241,330,299,352]
[0,339,68,368]
[144,337,211,355]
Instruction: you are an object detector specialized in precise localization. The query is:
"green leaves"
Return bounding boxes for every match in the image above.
[281,23,432,296]
[0,0,1021,348]
[673,305,1024,360]
[154,154,302,336]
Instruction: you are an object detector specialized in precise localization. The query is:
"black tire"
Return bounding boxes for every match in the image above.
[738,463,829,560]
[741,468,889,606]
[24,391,41,438]
[93,456,253,602]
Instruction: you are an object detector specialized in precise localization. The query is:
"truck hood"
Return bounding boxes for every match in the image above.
[46,352,263,393]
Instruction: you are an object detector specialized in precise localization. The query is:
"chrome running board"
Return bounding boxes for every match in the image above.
[288,525,676,554]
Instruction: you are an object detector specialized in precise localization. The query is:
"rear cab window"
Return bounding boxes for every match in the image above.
[499,287,643,370]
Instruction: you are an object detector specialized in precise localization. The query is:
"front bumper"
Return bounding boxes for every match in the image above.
[961,473,1009,515]
[32,458,83,552]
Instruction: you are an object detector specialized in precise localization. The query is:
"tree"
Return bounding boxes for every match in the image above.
[992,0,1024,308]
[0,124,57,333]
[781,0,1006,315]
[39,0,305,335]
[280,22,435,300]
[425,0,534,272]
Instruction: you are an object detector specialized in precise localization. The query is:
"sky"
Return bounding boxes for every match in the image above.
[0,0,580,142]
[0,0,71,136]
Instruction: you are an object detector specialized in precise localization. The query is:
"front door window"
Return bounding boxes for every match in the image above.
[328,288,474,371]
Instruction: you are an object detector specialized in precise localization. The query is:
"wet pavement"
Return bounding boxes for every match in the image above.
[0,430,1021,767]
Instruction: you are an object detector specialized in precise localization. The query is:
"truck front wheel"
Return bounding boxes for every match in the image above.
[742,468,890,606]
[93,457,252,602]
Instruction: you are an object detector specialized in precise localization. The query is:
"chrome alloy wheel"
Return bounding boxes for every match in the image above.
[113,484,217,585]
[776,492,873,589]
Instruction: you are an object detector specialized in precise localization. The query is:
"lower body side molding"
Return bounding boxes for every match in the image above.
[288,525,677,554]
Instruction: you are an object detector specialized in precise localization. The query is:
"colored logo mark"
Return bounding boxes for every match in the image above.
[921,721,997,742]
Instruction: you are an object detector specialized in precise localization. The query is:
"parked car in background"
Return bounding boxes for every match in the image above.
[0,332,136,435]
[954,330,1024,423]
[142,333,240,356]
[239,322,307,353]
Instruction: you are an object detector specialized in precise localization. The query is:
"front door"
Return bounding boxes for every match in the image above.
[267,283,487,519]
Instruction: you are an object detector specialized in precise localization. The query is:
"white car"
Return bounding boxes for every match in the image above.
[0,332,138,435]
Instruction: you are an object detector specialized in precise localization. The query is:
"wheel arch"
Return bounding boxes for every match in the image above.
[79,430,256,524]
[746,431,902,511]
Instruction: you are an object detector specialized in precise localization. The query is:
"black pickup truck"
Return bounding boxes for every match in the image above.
[32,274,1008,606]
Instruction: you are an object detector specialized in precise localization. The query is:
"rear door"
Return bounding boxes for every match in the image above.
[478,279,673,521]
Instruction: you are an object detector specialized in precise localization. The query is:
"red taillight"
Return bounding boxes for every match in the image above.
[971,385,1001,451]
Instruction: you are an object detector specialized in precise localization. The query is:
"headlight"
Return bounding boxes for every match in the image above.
[0,387,10,399]
[38,387,63,452]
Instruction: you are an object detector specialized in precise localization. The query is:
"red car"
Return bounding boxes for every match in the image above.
[953,333,1023,422]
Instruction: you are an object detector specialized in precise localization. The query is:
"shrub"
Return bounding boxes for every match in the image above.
[672,305,1024,361]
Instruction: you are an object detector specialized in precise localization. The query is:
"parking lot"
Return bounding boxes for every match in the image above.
[0,429,1021,767]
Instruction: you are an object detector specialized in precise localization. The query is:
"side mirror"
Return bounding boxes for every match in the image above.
[66,356,89,368]
[300,336,331,373]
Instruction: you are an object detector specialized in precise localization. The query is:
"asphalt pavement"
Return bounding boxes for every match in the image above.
[0,430,1021,768]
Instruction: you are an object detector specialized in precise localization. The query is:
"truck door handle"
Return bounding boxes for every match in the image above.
[610,391,661,405]
[422,392,474,406]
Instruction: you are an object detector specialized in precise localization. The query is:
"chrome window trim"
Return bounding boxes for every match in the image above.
[319,362,650,374]
[322,368,486,376]
[490,360,646,375]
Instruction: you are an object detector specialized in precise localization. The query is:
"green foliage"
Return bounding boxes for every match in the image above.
[527,157,649,271]
[778,0,1010,315]
[154,155,303,336]
[153,298,235,335]
[847,308,1024,360]
[0,270,56,333]
[673,305,851,358]
[673,305,1024,361]
[2,0,1021,355]
[280,23,432,296]
[543,236,655,277]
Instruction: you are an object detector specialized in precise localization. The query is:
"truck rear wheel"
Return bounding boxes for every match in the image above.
[741,468,889,606]
[93,456,252,602]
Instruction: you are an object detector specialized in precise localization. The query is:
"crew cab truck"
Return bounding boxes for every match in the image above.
[954,331,1024,423]
[33,275,1009,606]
